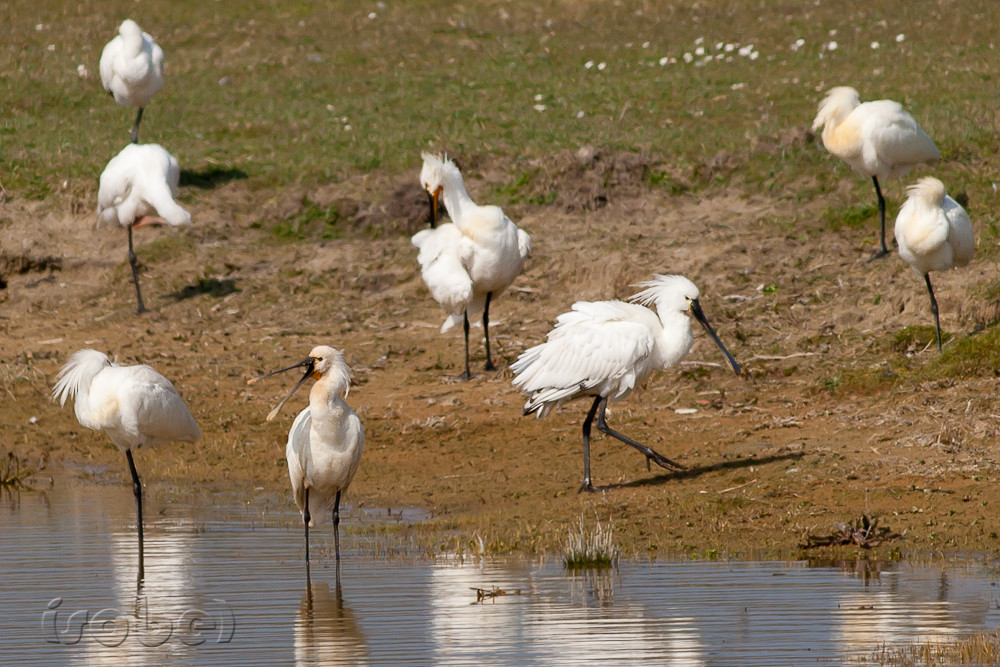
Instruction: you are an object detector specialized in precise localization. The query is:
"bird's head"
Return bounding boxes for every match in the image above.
[247,345,351,421]
[630,275,741,376]
[420,152,462,227]
[812,86,861,132]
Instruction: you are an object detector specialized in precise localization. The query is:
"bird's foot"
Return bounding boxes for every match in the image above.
[455,370,473,382]
[483,360,498,372]
[866,248,890,263]
[646,451,687,473]
[579,480,597,493]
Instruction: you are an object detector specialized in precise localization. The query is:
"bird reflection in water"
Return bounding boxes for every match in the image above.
[295,576,369,666]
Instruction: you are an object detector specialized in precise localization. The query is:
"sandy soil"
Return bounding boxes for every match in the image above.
[3,149,998,561]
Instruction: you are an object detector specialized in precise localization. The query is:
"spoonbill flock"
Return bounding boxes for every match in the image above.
[44,14,979,584]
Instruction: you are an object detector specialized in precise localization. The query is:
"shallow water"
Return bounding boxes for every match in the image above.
[3,481,999,666]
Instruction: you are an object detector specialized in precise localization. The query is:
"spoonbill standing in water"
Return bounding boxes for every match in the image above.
[249,346,365,569]
[412,153,531,380]
[52,349,201,584]
[894,177,974,351]
[812,86,940,260]
[512,275,741,492]
[100,19,164,144]
[98,142,191,314]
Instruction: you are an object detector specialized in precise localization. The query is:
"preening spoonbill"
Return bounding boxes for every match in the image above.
[511,275,741,492]
[52,349,201,584]
[812,86,940,260]
[412,153,531,379]
[894,177,974,351]
[100,19,164,144]
[98,142,191,314]
[249,346,365,567]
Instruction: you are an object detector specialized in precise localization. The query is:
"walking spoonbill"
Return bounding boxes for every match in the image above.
[249,346,365,567]
[812,86,940,260]
[100,19,164,144]
[98,142,191,314]
[511,275,741,492]
[412,153,531,379]
[52,349,201,584]
[894,177,974,351]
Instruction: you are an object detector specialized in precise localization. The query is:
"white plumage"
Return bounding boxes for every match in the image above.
[894,177,974,351]
[52,348,201,582]
[512,275,740,491]
[252,346,364,566]
[413,153,531,379]
[98,142,191,314]
[812,86,940,259]
[100,19,164,143]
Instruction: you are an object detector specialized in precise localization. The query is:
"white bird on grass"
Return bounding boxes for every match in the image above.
[249,346,365,569]
[100,19,165,144]
[812,86,940,260]
[412,153,531,380]
[52,349,201,585]
[512,275,741,492]
[894,177,974,352]
[98,142,191,314]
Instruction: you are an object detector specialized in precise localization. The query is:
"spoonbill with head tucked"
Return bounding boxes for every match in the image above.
[249,346,365,567]
[894,177,974,351]
[100,19,164,144]
[412,153,531,380]
[98,142,191,314]
[52,349,201,584]
[512,275,741,492]
[812,86,940,260]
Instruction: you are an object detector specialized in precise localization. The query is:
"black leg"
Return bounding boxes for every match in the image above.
[458,312,472,381]
[125,449,144,584]
[483,292,497,371]
[579,396,602,493]
[868,176,890,261]
[596,399,687,472]
[332,490,342,563]
[926,273,942,352]
[131,107,144,144]
[127,225,147,314]
[303,487,311,564]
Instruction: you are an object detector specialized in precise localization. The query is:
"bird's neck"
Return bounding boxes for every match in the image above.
[441,170,474,224]
[656,309,695,368]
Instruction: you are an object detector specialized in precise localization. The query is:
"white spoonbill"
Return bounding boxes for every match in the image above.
[98,142,191,314]
[100,19,165,144]
[412,153,531,379]
[52,349,201,584]
[812,86,940,260]
[512,275,741,492]
[894,177,974,351]
[249,346,365,566]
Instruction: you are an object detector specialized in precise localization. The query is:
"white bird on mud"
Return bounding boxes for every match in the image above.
[894,177,974,352]
[100,19,165,144]
[812,86,940,260]
[249,346,365,568]
[52,349,201,584]
[98,142,191,314]
[412,153,531,380]
[512,275,741,492]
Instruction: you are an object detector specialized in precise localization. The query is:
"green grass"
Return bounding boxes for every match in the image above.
[5,0,1000,219]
